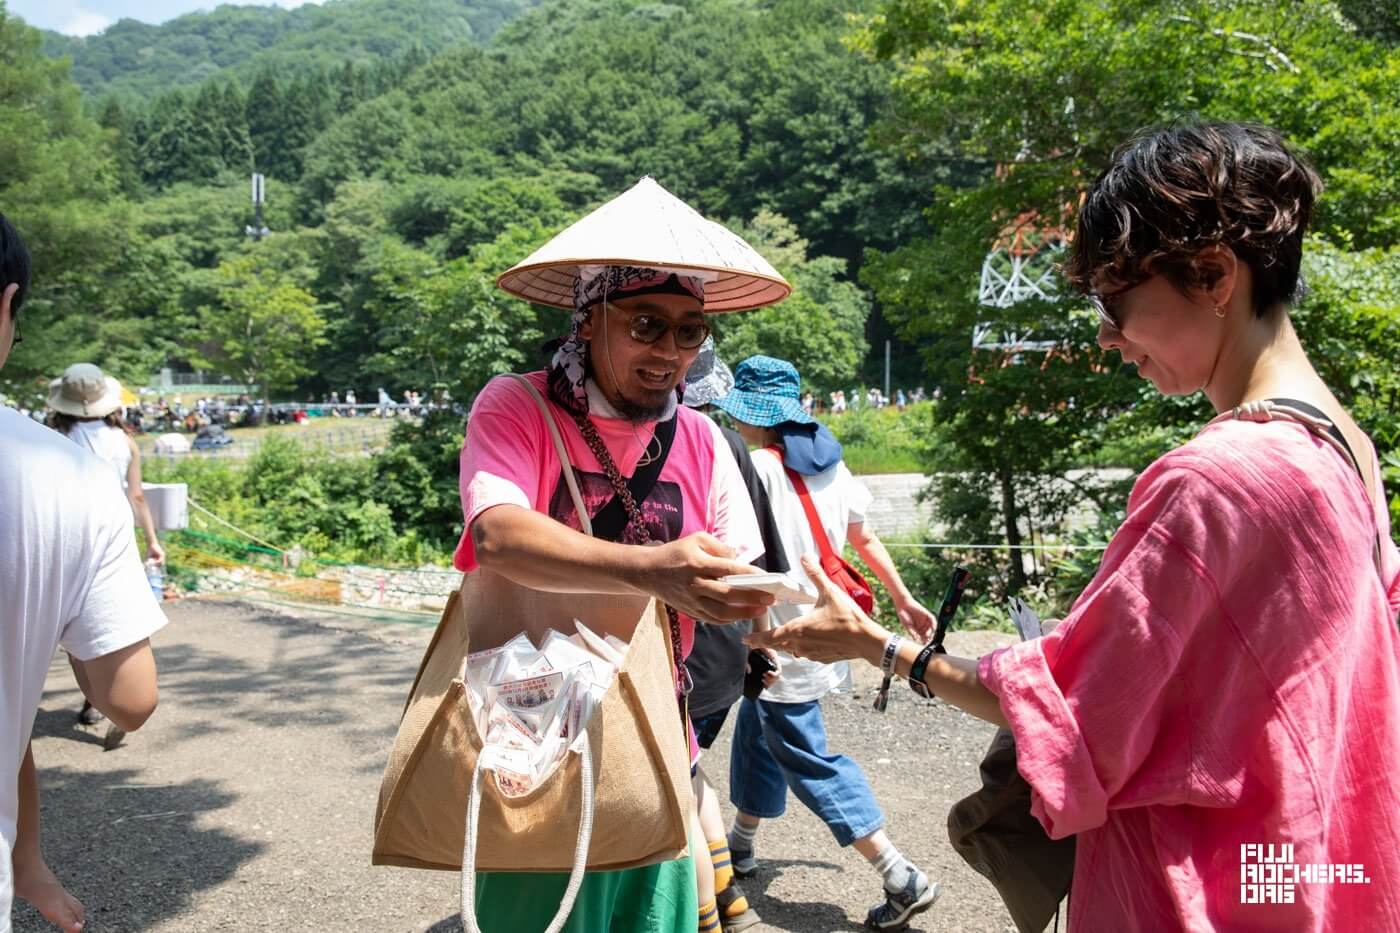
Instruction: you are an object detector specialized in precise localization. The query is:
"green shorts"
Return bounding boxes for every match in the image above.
[473,851,697,933]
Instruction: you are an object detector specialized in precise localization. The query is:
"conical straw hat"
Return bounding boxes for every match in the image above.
[497,177,791,313]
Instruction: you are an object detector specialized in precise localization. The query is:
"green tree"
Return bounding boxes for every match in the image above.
[711,212,871,395]
[245,70,284,177]
[187,82,232,180]
[277,73,330,181]
[190,239,328,403]
[0,4,123,394]
[219,82,254,175]
[367,223,552,401]
[855,0,1400,599]
[138,91,207,187]
[306,178,397,391]
[96,96,143,196]
[373,408,471,551]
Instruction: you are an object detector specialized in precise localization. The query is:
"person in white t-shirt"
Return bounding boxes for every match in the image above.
[46,364,164,568]
[0,213,167,933]
[713,356,941,932]
[47,362,166,744]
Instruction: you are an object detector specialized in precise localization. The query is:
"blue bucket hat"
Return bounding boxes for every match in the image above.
[713,355,813,428]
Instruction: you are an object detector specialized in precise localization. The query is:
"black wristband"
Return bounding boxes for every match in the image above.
[908,643,938,699]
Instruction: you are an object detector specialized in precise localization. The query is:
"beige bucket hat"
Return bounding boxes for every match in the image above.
[496,176,791,313]
[48,363,124,418]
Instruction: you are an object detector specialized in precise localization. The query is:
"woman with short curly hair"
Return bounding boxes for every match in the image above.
[750,122,1400,930]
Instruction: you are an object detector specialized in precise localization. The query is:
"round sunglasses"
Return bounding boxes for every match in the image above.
[620,310,710,350]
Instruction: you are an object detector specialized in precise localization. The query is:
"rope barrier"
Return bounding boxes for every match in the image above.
[181,501,460,576]
[178,527,281,557]
[187,498,287,554]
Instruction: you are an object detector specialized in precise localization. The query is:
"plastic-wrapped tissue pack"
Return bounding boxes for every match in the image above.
[464,621,629,796]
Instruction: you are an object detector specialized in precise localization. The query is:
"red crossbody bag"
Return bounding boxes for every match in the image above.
[766,447,876,615]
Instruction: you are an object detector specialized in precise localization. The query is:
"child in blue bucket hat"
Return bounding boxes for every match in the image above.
[713,356,842,475]
[714,355,943,931]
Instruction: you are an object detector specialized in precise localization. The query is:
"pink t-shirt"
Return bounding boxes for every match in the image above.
[454,370,762,664]
[981,419,1400,931]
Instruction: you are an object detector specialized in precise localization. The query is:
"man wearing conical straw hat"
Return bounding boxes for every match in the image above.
[454,178,788,933]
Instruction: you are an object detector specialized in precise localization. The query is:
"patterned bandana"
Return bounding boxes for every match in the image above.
[546,264,709,415]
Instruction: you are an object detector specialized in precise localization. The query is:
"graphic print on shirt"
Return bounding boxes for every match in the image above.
[547,469,684,544]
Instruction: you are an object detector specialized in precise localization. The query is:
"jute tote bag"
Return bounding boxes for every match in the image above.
[372,376,693,928]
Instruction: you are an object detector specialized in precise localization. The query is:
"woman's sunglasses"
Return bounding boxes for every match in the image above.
[1088,292,1121,331]
[620,310,710,350]
[1088,280,1145,331]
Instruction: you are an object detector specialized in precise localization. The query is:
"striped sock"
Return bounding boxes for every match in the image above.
[709,839,735,891]
[728,818,758,853]
[709,840,751,917]
[698,898,721,933]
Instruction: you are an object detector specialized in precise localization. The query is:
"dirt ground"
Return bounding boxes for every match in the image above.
[14,598,1028,933]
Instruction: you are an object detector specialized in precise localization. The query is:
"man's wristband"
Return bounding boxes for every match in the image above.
[879,634,904,677]
[908,643,938,699]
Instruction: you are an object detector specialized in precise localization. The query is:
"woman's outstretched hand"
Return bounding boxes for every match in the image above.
[744,555,889,666]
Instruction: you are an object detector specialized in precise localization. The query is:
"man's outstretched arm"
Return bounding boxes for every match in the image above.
[472,505,772,623]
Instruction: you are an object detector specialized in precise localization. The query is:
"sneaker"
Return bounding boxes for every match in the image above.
[716,880,761,933]
[77,701,104,726]
[865,868,940,931]
[729,845,757,879]
[102,725,127,751]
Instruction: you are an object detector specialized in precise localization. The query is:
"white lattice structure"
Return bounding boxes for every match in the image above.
[973,224,1068,352]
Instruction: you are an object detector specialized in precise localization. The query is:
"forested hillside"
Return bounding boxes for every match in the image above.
[39,0,542,99]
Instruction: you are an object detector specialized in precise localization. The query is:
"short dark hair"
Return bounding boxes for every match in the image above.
[1065,122,1322,316]
[0,212,32,317]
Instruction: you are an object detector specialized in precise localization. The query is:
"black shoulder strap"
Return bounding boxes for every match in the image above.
[586,413,678,542]
[1265,398,1389,612]
[1265,398,1364,484]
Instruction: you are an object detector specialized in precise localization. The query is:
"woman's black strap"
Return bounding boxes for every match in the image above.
[1265,398,1364,484]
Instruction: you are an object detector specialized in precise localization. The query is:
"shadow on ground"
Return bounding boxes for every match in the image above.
[15,602,420,932]
[10,764,263,932]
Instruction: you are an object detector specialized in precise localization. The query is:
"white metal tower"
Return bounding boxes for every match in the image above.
[973,221,1067,353]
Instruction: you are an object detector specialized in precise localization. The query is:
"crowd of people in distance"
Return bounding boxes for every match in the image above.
[820,386,928,415]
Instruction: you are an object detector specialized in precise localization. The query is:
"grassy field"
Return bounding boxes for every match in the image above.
[823,403,931,474]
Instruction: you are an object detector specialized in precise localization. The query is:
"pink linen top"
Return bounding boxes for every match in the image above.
[453,371,762,761]
[980,419,1400,931]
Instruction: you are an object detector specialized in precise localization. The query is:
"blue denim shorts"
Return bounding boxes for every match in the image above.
[728,697,884,847]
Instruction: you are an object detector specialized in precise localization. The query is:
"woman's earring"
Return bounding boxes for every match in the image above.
[1214,304,1227,318]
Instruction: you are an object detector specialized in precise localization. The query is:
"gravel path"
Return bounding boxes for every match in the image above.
[15,599,1026,933]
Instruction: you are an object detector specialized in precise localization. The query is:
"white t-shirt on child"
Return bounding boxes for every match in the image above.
[0,409,167,923]
[749,450,872,704]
